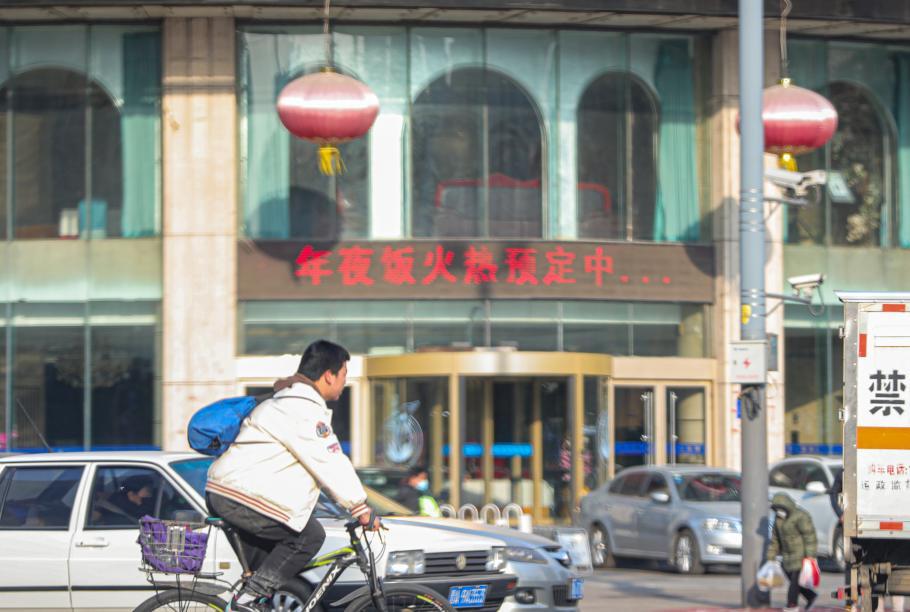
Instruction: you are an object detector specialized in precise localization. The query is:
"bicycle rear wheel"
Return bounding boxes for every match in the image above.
[133,588,227,611]
[343,583,455,612]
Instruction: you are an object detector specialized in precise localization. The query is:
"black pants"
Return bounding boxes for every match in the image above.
[786,569,817,608]
[207,493,326,597]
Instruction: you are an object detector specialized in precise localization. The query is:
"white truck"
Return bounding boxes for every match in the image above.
[840,292,910,611]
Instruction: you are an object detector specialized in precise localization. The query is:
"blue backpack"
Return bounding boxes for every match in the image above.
[187,395,264,457]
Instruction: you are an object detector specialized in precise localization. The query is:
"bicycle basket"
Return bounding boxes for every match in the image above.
[138,516,209,574]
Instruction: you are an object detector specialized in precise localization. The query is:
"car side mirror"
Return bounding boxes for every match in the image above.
[806,481,828,495]
[650,491,671,504]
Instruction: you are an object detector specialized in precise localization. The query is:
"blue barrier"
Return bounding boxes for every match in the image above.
[443,443,534,458]
[785,443,843,456]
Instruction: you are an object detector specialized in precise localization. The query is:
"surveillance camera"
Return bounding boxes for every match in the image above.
[765,168,828,197]
[787,273,825,292]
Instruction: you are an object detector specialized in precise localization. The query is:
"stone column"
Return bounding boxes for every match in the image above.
[710,29,785,468]
[161,17,237,450]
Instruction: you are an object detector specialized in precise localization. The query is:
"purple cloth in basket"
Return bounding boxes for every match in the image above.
[138,516,209,574]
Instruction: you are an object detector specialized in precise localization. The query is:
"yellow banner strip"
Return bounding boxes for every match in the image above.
[857,427,910,450]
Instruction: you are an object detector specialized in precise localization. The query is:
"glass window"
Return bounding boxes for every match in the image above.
[411,67,543,238]
[12,303,85,450]
[668,387,706,465]
[674,472,741,502]
[8,301,158,451]
[784,307,843,455]
[618,471,647,496]
[645,474,669,495]
[770,464,805,490]
[0,466,83,529]
[412,300,484,350]
[489,300,558,351]
[89,307,157,448]
[86,466,197,528]
[803,463,829,490]
[371,378,450,501]
[577,73,657,241]
[607,475,626,495]
[563,302,631,355]
[583,376,609,491]
[0,26,161,240]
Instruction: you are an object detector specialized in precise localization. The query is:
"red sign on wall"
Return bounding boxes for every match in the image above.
[239,240,714,303]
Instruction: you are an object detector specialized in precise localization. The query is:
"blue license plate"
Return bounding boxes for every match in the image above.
[448,585,488,608]
[569,577,584,600]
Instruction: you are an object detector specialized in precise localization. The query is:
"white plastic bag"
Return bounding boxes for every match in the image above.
[798,557,820,591]
[757,560,785,591]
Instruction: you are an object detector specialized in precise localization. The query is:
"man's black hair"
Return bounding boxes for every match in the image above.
[298,340,350,380]
[406,465,428,479]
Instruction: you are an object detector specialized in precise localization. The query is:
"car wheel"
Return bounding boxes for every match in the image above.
[273,577,324,612]
[831,526,846,572]
[590,524,616,568]
[674,529,705,575]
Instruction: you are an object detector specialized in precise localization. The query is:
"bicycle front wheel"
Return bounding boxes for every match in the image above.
[343,583,455,612]
[133,588,227,612]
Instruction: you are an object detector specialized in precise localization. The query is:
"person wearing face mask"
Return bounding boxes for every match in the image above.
[397,466,441,517]
[767,492,818,612]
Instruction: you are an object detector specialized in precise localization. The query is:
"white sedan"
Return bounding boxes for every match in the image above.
[0,451,517,611]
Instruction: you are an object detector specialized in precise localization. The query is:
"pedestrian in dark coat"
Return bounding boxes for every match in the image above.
[767,492,818,611]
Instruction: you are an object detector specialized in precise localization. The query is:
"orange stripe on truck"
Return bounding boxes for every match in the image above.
[859,334,867,357]
[884,304,907,312]
[857,427,910,450]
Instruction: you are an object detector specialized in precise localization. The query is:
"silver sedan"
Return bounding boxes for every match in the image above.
[578,466,743,574]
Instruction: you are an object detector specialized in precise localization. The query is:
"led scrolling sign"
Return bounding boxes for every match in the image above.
[238,241,715,302]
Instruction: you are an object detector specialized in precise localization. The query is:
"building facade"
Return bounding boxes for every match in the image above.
[1,0,908,523]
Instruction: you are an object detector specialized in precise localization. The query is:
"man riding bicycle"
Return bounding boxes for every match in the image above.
[206,340,379,610]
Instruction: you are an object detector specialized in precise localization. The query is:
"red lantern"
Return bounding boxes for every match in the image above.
[276,69,380,175]
[761,79,838,171]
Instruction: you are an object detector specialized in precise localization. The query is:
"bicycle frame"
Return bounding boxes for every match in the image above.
[297,521,388,612]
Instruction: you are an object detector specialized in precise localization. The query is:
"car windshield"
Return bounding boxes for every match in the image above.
[171,457,212,497]
[169,457,415,518]
[674,473,742,502]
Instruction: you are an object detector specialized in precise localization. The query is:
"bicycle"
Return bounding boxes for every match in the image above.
[133,515,455,612]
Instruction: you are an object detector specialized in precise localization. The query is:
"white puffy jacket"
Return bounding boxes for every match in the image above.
[206,380,368,532]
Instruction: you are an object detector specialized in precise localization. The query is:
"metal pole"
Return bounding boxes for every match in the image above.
[739,0,770,607]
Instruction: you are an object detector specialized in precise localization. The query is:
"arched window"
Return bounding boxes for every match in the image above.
[576,72,658,241]
[0,68,122,239]
[828,82,893,246]
[789,81,895,247]
[287,71,369,240]
[411,68,543,238]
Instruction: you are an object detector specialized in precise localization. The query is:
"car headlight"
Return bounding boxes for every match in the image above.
[548,547,573,568]
[487,547,506,572]
[703,518,741,533]
[387,550,425,576]
[503,546,547,564]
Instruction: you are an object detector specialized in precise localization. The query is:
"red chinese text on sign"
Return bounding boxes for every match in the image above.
[381,246,416,285]
[584,247,613,287]
[542,246,576,285]
[422,245,458,285]
[338,246,375,286]
[504,248,538,285]
[295,245,333,285]
[464,245,498,284]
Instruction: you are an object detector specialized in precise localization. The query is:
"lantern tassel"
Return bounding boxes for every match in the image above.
[318,145,345,175]
[778,152,798,172]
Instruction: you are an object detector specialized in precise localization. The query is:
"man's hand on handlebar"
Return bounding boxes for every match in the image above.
[358,509,383,531]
